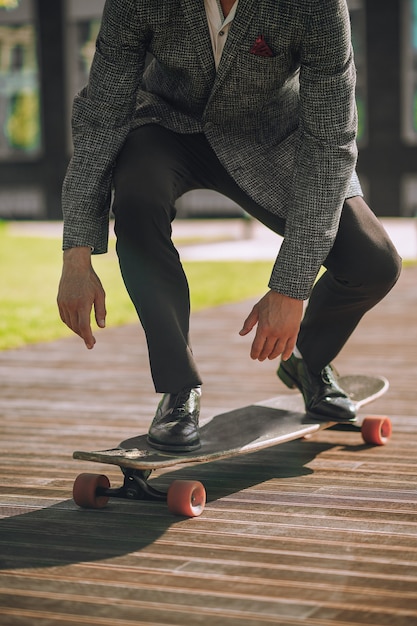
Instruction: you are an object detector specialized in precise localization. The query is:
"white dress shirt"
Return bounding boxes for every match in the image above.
[204,0,239,69]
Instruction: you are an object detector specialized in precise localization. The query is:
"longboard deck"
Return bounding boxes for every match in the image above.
[73,375,388,471]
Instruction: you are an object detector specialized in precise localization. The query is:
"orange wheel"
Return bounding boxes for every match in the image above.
[73,473,111,509]
[167,480,206,517]
[361,416,392,446]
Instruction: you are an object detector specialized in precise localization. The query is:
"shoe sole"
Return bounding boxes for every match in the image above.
[305,410,357,424]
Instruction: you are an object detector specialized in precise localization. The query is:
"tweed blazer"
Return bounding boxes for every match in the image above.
[62,0,361,300]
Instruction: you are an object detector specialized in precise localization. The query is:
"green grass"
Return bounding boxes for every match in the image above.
[0,223,271,350]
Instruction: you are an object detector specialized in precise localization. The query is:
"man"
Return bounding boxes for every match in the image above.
[58,0,401,453]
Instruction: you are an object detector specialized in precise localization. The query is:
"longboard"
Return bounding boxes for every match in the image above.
[73,375,391,517]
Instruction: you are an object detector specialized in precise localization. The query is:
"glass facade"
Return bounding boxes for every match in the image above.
[0,0,408,218]
[402,0,417,143]
[0,0,41,159]
[401,1,417,215]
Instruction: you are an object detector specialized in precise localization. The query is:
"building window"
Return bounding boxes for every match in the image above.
[0,0,41,159]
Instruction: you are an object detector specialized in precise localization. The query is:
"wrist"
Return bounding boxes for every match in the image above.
[269,289,303,303]
[63,246,93,268]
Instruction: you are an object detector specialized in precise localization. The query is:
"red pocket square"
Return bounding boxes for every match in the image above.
[250,35,274,57]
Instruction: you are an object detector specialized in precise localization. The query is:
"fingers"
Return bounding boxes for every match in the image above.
[75,307,97,350]
[240,291,303,362]
[250,327,284,361]
[251,329,297,362]
[281,336,296,361]
[58,298,96,349]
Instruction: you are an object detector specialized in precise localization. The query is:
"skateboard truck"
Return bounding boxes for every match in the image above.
[99,468,166,502]
[73,469,207,517]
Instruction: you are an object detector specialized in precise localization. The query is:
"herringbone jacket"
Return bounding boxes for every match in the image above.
[62,0,361,299]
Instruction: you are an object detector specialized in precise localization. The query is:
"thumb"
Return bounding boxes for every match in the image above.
[239,308,258,336]
[94,292,107,329]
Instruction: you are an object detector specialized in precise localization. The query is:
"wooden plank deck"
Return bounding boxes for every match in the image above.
[0,265,416,625]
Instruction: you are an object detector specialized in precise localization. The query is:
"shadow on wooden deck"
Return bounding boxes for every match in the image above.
[0,266,416,625]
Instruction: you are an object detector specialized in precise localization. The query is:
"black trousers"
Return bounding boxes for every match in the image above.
[112,125,401,392]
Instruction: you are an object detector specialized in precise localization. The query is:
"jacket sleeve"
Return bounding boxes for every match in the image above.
[268,0,358,300]
[62,0,148,253]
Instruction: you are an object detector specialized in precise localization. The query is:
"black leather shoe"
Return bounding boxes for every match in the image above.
[147,387,201,452]
[277,354,356,422]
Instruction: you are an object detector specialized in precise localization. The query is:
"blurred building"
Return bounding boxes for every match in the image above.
[0,0,416,220]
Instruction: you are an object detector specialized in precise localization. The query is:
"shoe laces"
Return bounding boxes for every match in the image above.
[320,365,348,397]
[172,389,191,417]
[321,364,338,384]
[169,388,200,421]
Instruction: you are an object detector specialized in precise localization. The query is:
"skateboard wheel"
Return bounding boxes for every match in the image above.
[361,416,392,446]
[73,473,111,509]
[167,480,206,517]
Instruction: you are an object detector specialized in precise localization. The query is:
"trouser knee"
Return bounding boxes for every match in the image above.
[326,196,402,303]
[362,244,402,302]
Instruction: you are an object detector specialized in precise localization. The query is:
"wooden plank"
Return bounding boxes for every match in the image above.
[0,266,416,624]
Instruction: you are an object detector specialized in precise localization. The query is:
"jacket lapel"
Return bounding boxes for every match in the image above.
[180,0,216,80]
[213,0,257,91]
[180,0,257,90]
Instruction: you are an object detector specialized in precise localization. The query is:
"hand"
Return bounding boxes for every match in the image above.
[57,247,106,349]
[239,290,303,361]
